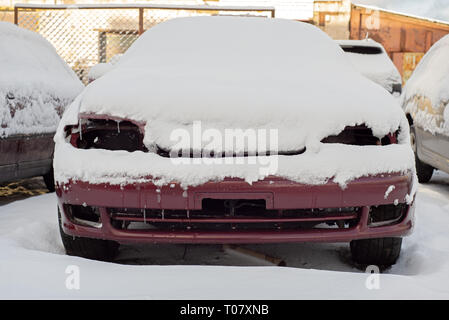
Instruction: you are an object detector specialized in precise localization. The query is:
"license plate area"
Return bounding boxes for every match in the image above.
[194,192,274,210]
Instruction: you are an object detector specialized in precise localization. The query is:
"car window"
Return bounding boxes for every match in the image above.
[340,45,383,55]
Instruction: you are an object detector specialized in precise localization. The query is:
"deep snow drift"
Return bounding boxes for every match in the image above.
[54,17,415,190]
[0,22,83,137]
[1,172,449,299]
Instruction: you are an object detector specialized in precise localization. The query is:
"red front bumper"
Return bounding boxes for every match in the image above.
[57,173,415,244]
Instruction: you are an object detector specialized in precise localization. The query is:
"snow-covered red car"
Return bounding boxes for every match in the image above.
[0,22,83,190]
[55,17,416,266]
[402,34,449,183]
[337,39,403,95]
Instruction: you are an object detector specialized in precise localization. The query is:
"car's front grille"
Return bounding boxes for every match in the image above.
[107,203,361,232]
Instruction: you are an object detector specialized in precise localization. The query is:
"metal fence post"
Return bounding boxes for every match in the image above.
[14,6,18,25]
[138,8,144,35]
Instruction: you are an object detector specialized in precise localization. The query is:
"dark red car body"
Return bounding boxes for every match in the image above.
[57,172,414,244]
[0,133,54,184]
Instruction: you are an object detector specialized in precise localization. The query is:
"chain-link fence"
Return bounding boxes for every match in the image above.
[14,4,275,83]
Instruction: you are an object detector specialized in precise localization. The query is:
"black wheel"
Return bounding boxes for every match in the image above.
[58,208,119,262]
[350,237,402,268]
[43,168,55,192]
[410,125,434,183]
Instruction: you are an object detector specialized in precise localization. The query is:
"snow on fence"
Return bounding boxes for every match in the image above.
[14,4,275,84]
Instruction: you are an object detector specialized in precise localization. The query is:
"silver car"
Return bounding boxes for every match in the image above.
[402,34,449,182]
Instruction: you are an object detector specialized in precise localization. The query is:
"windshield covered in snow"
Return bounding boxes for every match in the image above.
[402,34,449,135]
[403,33,449,107]
[0,22,83,137]
[120,17,351,73]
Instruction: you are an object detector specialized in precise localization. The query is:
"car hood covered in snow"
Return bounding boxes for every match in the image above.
[77,17,406,152]
[55,17,415,190]
[0,22,83,137]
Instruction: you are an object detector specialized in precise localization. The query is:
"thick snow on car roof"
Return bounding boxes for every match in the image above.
[0,22,83,137]
[402,34,449,135]
[79,17,405,151]
[0,22,82,96]
[337,39,402,93]
[403,34,449,108]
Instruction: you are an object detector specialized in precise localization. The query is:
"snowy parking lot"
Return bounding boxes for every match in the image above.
[1,171,449,299]
[2,13,449,301]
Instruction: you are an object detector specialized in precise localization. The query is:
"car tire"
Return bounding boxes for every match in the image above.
[350,237,402,268]
[415,156,434,183]
[58,208,119,262]
[410,125,434,183]
[43,168,55,192]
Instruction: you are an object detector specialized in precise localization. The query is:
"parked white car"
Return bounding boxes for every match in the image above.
[337,39,402,95]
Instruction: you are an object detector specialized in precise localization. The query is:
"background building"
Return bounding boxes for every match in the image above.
[313,0,449,82]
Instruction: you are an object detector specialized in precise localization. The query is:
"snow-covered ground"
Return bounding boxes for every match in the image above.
[1,172,449,299]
